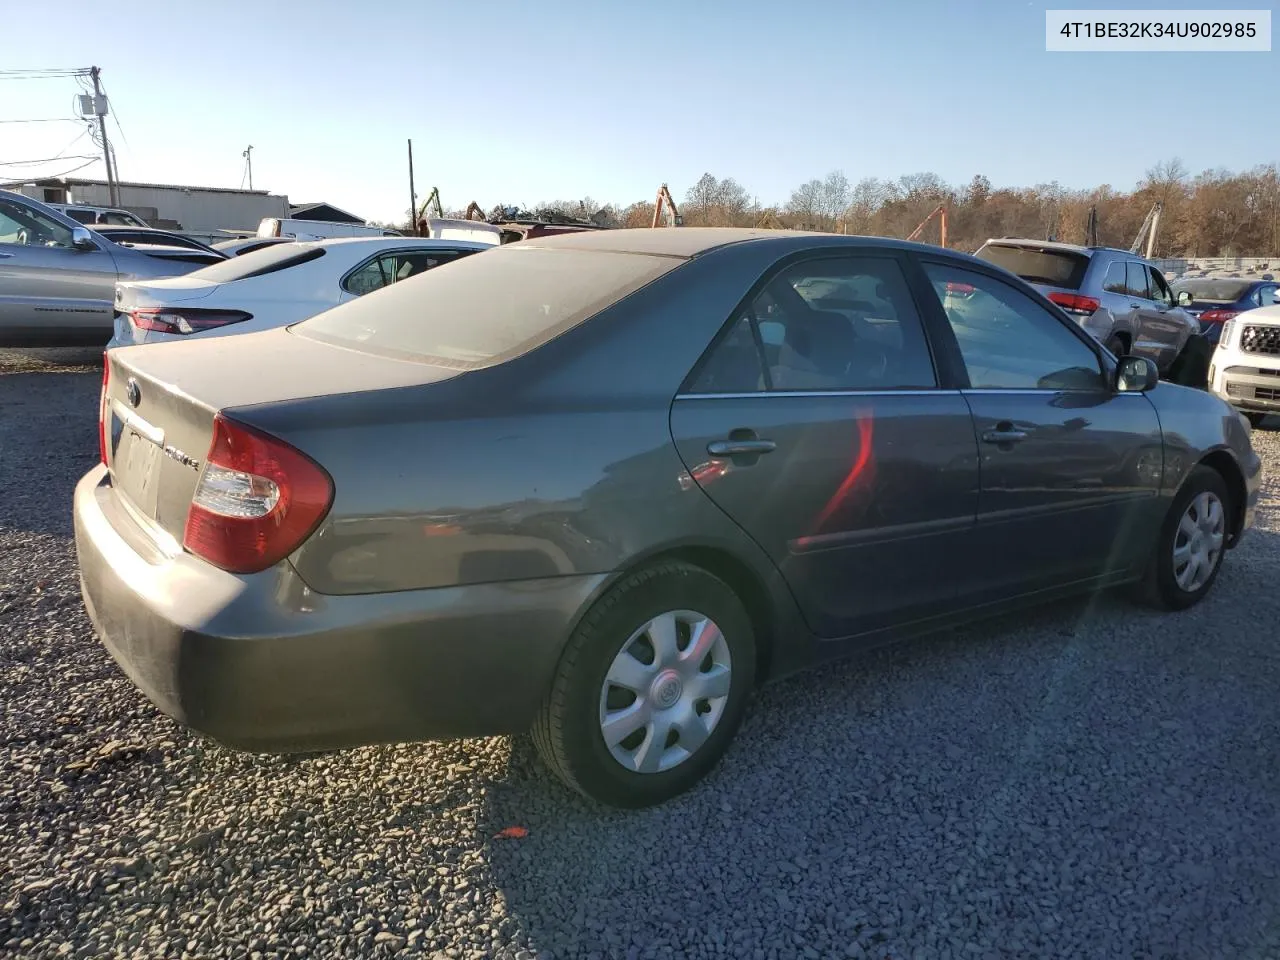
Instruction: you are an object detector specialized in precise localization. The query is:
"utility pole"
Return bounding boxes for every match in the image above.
[89,66,119,207]
[407,139,418,236]
[242,145,254,190]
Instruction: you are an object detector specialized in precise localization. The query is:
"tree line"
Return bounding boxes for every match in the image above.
[474,159,1280,258]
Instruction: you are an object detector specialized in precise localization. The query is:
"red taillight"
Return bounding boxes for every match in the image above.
[130,308,252,335]
[98,353,110,465]
[1047,292,1101,317]
[1198,309,1239,324]
[945,282,976,297]
[182,414,333,574]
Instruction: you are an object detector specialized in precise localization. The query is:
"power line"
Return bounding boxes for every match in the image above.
[0,157,98,182]
[0,69,89,80]
[0,117,80,124]
[97,78,129,149]
[0,128,93,167]
[0,154,97,166]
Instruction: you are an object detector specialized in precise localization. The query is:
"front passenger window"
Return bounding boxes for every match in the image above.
[924,263,1106,391]
[1125,262,1151,300]
[1148,268,1174,307]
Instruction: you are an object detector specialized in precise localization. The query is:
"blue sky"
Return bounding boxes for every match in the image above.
[2,0,1276,223]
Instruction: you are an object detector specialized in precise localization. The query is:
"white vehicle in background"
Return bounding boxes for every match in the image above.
[257,217,399,240]
[1209,304,1280,428]
[424,217,502,246]
[109,236,488,347]
[47,203,150,228]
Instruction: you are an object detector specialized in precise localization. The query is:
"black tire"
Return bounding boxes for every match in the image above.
[532,561,756,808]
[1137,465,1231,611]
[1246,412,1268,428]
[1105,333,1129,357]
[1165,334,1212,389]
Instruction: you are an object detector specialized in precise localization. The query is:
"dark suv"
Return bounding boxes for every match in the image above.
[975,239,1200,376]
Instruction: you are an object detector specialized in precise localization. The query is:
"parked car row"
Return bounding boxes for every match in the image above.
[0,190,496,348]
[973,238,1204,378]
[74,226,1263,808]
[0,190,227,346]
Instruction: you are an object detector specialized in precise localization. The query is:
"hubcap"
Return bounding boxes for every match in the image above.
[1172,491,1225,593]
[598,610,732,774]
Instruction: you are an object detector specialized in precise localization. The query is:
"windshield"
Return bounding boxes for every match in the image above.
[1171,278,1253,302]
[975,244,1090,289]
[295,246,679,367]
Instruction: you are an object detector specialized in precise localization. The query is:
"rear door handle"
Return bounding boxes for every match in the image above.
[707,439,776,456]
[982,428,1028,444]
[0,252,13,259]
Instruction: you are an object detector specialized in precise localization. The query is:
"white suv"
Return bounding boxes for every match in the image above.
[1209,304,1280,426]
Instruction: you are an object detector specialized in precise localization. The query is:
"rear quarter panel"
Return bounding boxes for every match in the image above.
[237,241,809,598]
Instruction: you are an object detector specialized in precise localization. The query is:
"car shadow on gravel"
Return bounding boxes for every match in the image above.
[0,358,102,540]
[478,537,1280,959]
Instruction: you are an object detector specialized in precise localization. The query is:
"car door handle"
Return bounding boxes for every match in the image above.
[0,252,12,259]
[982,428,1028,444]
[707,439,777,456]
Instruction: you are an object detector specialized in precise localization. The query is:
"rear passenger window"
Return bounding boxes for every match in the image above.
[1126,262,1150,300]
[1103,261,1127,294]
[688,257,937,393]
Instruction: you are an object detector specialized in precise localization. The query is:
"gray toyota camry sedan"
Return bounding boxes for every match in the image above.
[75,228,1263,808]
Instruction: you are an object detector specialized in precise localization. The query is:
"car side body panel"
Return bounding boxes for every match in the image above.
[1142,379,1262,534]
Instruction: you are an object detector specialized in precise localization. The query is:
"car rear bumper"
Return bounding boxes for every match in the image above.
[74,465,604,752]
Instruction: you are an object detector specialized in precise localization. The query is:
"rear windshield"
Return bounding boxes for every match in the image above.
[189,244,324,282]
[1170,278,1252,302]
[294,246,680,368]
[975,244,1090,289]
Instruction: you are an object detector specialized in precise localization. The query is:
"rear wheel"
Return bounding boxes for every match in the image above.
[1166,334,1212,389]
[532,562,756,808]
[1105,333,1130,357]
[1137,465,1230,610]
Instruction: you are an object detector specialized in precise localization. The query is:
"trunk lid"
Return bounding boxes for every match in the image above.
[104,327,463,543]
[112,279,223,348]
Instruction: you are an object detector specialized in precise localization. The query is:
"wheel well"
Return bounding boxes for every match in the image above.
[1198,450,1247,540]
[633,546,776,684]
[1112,330,1132,350]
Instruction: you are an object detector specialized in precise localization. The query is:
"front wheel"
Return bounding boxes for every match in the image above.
[1165,334,1212,389]
[1105,334,1129,357]
[1137,466,1231,610]
[532,562,756,808]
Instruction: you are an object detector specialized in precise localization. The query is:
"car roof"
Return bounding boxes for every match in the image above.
[519,226,973,259]
[981,237,1129,255]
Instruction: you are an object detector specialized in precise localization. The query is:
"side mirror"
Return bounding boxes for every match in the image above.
[71,226,96,251]
[1115,355,1159,393]
[1176,290,1193,307]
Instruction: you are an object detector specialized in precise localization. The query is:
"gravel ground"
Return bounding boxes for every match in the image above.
[2,349,1279,960]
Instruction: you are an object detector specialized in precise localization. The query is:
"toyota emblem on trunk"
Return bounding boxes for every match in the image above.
[126,378,141,408]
